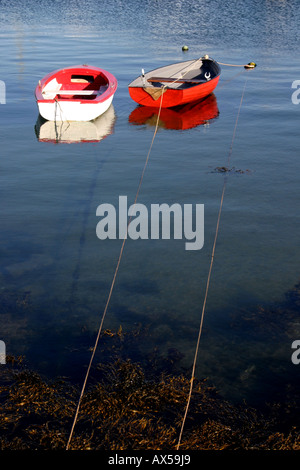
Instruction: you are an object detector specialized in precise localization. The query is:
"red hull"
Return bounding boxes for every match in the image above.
[128,57,221,108]
[129,75,220,108]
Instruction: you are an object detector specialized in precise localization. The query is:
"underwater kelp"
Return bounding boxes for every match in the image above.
[0,354,300,450]
[1,280,300,450]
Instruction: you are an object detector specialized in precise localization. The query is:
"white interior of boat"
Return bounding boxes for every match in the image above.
[41,76,107,99]
[42,78,62,99]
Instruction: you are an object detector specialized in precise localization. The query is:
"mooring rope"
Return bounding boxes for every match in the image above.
[66,86,167,451]
[66,58,250,450]
[217,68,245,91]
[218,61,256,68]
[176,75,249,450]
[66,56,211,450]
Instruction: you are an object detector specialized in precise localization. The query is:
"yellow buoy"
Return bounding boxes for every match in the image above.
[244,62,257,69]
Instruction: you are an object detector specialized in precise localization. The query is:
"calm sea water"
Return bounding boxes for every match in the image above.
[0,0,300,407]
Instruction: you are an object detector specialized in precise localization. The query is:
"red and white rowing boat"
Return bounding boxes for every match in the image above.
[35,65,117,121]
[128,56,221,108]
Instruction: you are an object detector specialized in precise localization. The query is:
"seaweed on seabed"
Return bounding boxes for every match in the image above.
[211,166,251,174]
[1,352,300,450]
[0,356,77,450]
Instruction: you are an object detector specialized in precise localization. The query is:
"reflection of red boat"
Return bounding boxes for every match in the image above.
[128,94,219,130]
[128,56,220,108]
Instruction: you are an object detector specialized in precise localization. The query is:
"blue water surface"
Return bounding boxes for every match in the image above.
[0,0,300,406]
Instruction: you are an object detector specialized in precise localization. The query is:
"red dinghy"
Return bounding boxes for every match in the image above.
[128,56,221,108]
[35,65,117,122]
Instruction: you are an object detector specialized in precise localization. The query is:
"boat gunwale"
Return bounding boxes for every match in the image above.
[35,65,117,105]
[128,57,221,90]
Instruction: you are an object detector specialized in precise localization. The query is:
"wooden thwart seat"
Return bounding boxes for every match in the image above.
[43,89,99,96]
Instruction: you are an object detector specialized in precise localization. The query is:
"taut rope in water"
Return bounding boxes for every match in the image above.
[66,89,167,451]
[176,75,249,450]
[219,61,256,69]
[66,58,252,450]
[66,57,207,450]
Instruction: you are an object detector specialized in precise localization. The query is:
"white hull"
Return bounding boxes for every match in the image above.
[38,95,114,122]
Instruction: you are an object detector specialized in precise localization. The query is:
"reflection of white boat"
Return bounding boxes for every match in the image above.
[35,105,116,143]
